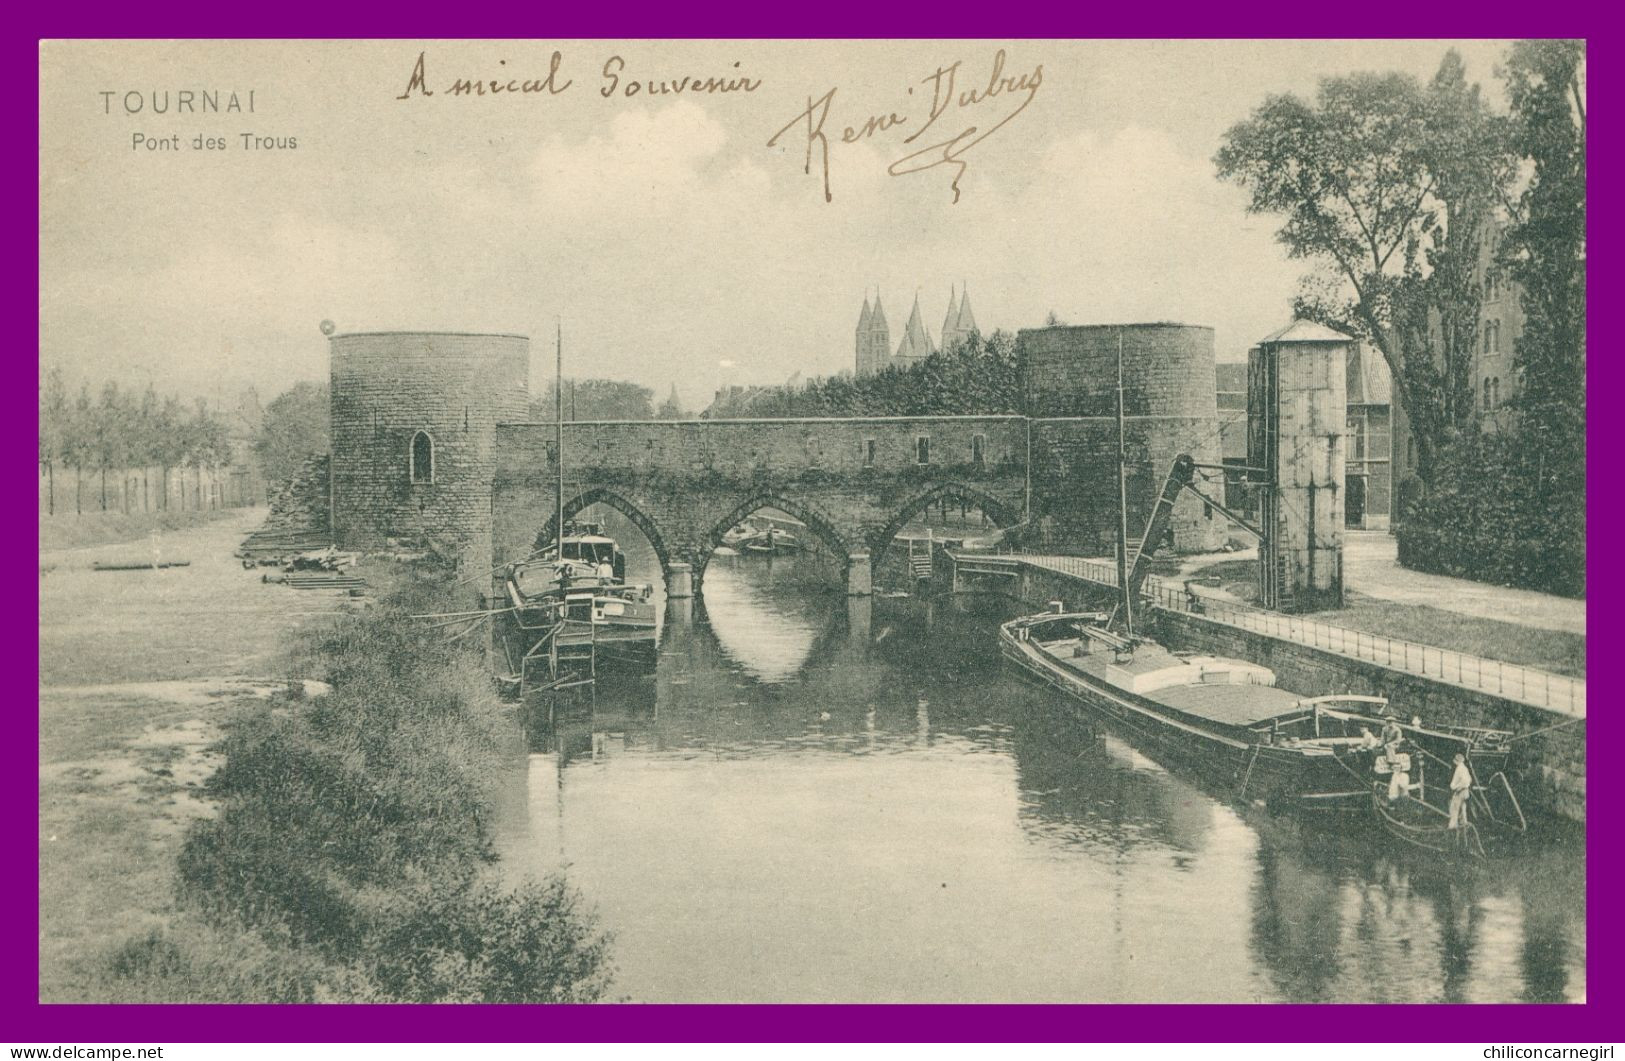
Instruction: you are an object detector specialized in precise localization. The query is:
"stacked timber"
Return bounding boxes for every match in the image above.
[239,455,333,563]
[263,571,367,591]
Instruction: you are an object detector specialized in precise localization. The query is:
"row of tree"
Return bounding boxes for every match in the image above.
[1215,40,1585,595]
[38,367,236,516]
[702,331,1021,419]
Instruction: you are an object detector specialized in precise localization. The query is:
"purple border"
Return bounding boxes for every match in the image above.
[19,18,1605,1042]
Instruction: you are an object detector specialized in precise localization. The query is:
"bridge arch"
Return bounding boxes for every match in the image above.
[869,482,1025,567]
[534,487,677,583]
[696,491,855,591]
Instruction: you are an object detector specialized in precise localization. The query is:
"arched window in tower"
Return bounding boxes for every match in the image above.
[410,431,434,484]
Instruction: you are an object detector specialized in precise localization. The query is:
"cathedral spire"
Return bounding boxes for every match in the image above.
[955,284,978,336]
[896,292,934,361]
[941,286,961,351]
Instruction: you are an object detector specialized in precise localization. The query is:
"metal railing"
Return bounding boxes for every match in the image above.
[991,550,1586,715]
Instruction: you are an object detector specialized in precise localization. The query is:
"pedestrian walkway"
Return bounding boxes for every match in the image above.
[1344,531,1585,636]
[993,552,1585,716]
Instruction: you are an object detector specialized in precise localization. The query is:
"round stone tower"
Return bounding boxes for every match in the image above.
[1018,323,1224,554]
[329,331,530,577]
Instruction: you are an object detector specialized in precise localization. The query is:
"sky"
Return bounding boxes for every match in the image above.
[40,39,1515,412]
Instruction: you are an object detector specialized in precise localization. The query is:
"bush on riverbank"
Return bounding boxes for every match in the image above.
[1394,428,1585,599]
[104,569,614,1002]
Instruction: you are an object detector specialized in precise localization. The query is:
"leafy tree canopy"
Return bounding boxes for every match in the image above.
[254,381,331,489]
[533,378,655,421]
[1215,53,1514,482]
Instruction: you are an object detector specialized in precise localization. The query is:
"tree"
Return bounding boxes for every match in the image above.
[39,367,69,515]
[699,329,1020,419]
[1501,39,1586,582]
[1501,40,1585,444]
[531,379,654,422]
[254,381,331,491]
[65,384,93,514]
[1215,55,1514,482]
[185,399,232,509]
[134,384,160,511]
[156,395,187,510]
[93,381,128,511]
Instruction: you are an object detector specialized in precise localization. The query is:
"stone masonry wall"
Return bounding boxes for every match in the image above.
[1153,609,1584,823]
[330,332,530,578]
[1019,324,1224,555]
[967,559,1583,823]
[493,417,1030,590]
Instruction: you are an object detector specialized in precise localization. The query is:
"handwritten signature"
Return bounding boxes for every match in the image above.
[767,49,1043,204]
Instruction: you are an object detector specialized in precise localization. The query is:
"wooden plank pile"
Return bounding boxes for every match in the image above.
[238,454,333,565]
[263,571,368,592]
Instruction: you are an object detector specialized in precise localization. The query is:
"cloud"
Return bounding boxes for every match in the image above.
[41,60,1318,412]
[531,99,732,217]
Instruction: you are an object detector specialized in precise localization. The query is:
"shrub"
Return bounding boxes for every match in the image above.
[167,569,613,1002]
[1396,427,1585,598]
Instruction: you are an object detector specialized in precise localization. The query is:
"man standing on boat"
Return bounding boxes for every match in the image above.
[1448,753,1473,828]
[1386,744,1412,802]
[1380,712,1403,751]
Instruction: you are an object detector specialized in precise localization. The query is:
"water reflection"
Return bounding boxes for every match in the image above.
[492,548,1585,1004]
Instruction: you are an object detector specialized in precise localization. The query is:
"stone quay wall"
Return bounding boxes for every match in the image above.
[955,555,1584,824]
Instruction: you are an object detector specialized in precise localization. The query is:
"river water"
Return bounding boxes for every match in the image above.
[493,540,1586,1004]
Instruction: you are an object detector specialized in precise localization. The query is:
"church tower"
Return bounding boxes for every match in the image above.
[943,284,979,352]
[856,292,891,375]
[855,296,873,375]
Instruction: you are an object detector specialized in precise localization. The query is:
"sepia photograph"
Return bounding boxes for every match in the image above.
[37,38,1586,1008]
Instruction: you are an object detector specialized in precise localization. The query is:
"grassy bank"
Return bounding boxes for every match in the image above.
[1304,594,1587,680]
[40,506,248,554]
[82,568,614,1003]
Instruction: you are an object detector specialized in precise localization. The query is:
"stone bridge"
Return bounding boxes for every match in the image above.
[491,417,1030,596]
[324,324,1232,601]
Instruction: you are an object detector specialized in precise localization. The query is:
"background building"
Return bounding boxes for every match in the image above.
[1344,343,1392,530]
[1392,215,1525,490]
[1218,348,1391,531]
[855,286,979,376]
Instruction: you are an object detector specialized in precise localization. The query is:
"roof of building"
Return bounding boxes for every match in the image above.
[870,295,889,333]
[942,288,960,341]
[1259,319,1353,345]
[1346,342,1393,405]
[857,296,872,332]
